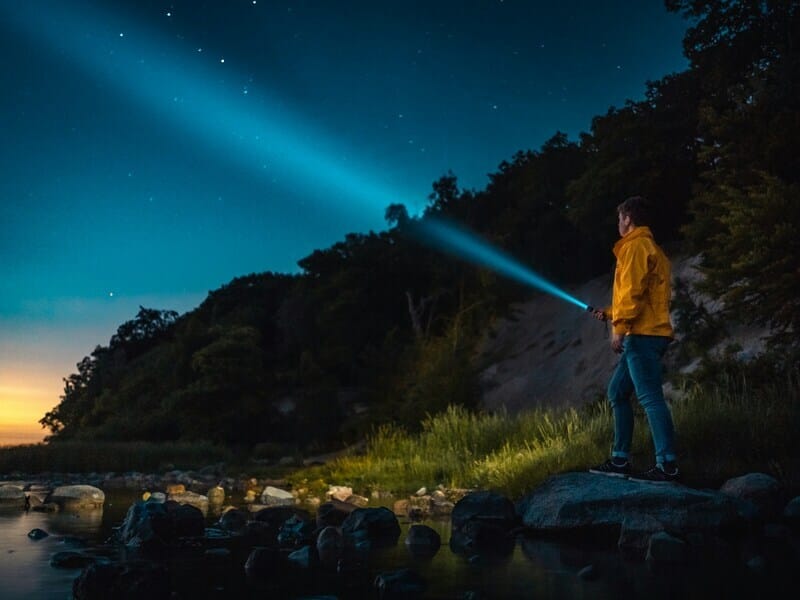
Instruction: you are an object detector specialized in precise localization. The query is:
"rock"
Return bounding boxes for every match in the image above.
[342,507,401,548]
[646,532,688,563]
[783,496,800,529]
[405,524,441,557]
[288,545,316,569]
[28,528,49,540]
[244,547,286,580]
[392,499,410,517]
[327,485,353,502]
[577,564,598,580]
[345,494,369,507]
[415,487,427,497]
[249,506,311,546]
[167,490,208,515]
[277,514,314,548]
[72,561,170,600]
[0,484,26,508]
[171,502,205,538]
[518,473,743,538]
[217,508,248,533]
[317,499,357,528]
[33,502,60,513]
[430,493,455,516]
[450,491,517,555]
[374,568,426,599]
[253,505,311,527]
[719,473,783,519]
[746,555,767,572]
[119,500,204,550]
[50,551,95,569]
[207,485,225,505]
[261,485,296,506]
[46,485,105,511]
[147,492,166,504]
[452,491,517,532]
[317,526,343,567]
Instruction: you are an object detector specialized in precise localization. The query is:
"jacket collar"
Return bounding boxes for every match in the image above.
[613,226,653,257]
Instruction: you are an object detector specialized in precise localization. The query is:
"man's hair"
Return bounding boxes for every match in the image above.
[617,196,650,226]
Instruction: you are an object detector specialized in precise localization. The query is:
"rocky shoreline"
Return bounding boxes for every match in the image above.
[2,470,799,598]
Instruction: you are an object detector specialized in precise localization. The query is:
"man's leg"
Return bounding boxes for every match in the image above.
[624,335,676,466]
[608,352,635,461]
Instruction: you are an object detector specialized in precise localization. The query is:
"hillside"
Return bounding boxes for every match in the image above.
[476,255,772,415]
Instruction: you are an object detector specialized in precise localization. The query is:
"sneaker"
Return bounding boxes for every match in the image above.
[629,464,680,484]
[588,458,632,478]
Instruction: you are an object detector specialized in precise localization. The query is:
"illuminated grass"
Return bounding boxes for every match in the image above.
[291,373,800,498]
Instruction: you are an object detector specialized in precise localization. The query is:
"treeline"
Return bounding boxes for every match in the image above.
[40,1,799,450]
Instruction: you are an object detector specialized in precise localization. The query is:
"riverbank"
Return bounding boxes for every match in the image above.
[2,466,799,599]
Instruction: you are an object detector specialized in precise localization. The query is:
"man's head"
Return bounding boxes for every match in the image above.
[616,196,650,237]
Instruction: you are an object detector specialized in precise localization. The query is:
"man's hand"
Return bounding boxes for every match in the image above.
[611,332,625,354]
[592,309,607,322]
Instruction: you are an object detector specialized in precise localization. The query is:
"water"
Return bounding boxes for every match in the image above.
[1,491,799,599]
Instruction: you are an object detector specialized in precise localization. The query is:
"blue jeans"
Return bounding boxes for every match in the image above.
[608,335,676,466]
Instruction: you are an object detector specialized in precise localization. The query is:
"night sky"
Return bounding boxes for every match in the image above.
[0,0,689,444]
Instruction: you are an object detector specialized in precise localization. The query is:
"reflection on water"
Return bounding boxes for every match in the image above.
[0,509,105,600]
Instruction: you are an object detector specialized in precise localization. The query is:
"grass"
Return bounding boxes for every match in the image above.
[291,371,800,499]
[0,441,233,474]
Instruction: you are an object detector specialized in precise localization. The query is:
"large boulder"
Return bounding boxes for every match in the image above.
[719,473,783,519]
[518,473,744,538]
[341,507,401,548]
[119,500,204,550]
[46,485,105,511]
[0,484,26,508]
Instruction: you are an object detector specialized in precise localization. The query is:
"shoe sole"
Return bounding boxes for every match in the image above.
[588,469,629,478]
[628,477,678,484]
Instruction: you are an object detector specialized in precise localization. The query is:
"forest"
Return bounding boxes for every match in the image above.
[39,1,800,452]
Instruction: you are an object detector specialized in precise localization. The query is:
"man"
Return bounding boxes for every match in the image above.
[589,196,679,483]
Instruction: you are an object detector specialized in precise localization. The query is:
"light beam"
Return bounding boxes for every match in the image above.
[417,217,589,310]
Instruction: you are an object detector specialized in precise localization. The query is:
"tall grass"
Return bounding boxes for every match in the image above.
[0,441,232,474]
[292,371,800,498]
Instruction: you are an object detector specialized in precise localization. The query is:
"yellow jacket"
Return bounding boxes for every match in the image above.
[607,226,673,337]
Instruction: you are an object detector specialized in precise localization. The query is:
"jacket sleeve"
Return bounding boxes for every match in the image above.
[612,240,650,334]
